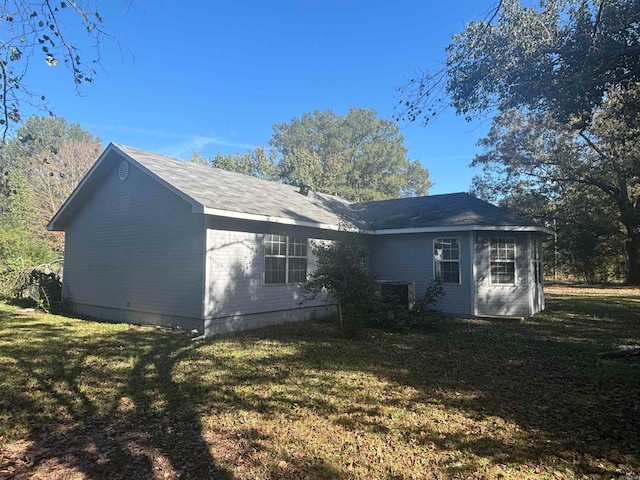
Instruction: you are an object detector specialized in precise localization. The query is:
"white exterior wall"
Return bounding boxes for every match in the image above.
[473,231,535,317]
[63,160,205,328]
[368,232,474,315]
[203,217,335,335]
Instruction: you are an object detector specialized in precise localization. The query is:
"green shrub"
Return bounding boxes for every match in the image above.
[0,226,56,297]
[301,235,379,338]
[14,268,64,313]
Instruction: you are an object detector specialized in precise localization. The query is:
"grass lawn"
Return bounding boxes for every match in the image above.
[0,286,639,479]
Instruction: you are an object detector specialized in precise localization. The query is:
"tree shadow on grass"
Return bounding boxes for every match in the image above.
[0,309,232,479]
[2,295,639,479]
[225,304,640,479]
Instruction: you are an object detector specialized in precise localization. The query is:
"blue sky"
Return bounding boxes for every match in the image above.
[28,0,499,195]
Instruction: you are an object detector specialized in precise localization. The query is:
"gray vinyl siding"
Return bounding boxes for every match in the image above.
[474,232,532,316]
[368,232,473,315]
[204,217,332,320]
[63,160,205,320]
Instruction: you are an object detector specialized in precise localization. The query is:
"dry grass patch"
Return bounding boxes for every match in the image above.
[0,288,639,479]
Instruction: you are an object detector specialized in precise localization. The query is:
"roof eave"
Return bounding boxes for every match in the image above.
[370,225,554,235]
[202,207,360,232]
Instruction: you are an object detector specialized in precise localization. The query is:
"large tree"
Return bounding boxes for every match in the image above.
[491,187,625,283]
[208,146,279,182]
[3,115,101,251]
[471,86,640,282]
[397,0,640,283]
[398,0,640,128]
[270,108,432,201]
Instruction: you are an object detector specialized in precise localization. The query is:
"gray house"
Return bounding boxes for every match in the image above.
[48,143,552,335]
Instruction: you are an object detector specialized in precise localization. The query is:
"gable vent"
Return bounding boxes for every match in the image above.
[118,160,130,181]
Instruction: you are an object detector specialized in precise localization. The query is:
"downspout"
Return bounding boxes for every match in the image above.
[201,215,209,332]
[527,233,534,316]
[470,231,477,316]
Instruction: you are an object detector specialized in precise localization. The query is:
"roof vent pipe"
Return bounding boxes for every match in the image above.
[299,182,311,196]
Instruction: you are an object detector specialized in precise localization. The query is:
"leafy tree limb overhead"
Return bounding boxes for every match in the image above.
[0,1,125,144]
[397,0,640,128]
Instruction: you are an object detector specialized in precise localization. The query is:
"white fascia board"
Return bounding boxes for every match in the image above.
[201,208,554,236]
[202,207,354,232]
[372,225,554,235]
[47,143,116,230]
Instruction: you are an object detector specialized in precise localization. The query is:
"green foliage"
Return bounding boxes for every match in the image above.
[398,0,640,128]
[192,108,432,203]
[370,280,446,333]
[471,93,640,283]
[553,187,626,283]
[0,115,100,292]
[302,237,446,335]
[271,108,432,201]
[0,224,56,298]
[14,268,64,313]
[495,187,626,283]
[209,146,279,181]
[398,0,640,284]
[300,235,378,337]
[0,173,52,297]
[419,279,445,310]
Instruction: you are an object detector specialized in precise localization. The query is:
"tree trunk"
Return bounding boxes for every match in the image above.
[626,229,640,285]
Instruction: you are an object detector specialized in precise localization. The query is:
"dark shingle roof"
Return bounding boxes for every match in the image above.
[351,193,541,230]
[117,144,362,228]
[49,144,549,233]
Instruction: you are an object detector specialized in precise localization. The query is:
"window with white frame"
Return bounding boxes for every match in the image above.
[434,238,460,284]
[490,237,516,284]
[533,238,543,284]
[264,234,308,284]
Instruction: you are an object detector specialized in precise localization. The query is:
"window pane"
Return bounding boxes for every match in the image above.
[434,238,460,284]
[288,237,307,257]
[491,261,515,284]
[265,234,286,256]
[265,235,308,284]
[491,237,515,261]
[288,257,307,283]
[265,257,286,284]
[434,238,459,261]
[436,261,460,284]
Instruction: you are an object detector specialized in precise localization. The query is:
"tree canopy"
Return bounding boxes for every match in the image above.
[397,0,640,283]
[2,115,100,251]
[471,86,640,282]
[195,108,432,203]
[207,147,279,182]
[398,0,640,128]
[270,108,431,201]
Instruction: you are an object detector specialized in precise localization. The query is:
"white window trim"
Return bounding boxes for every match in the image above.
[264,234,308,285]
[533,238,543,285]
[433,237,462,285]
[490,236,517,285]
